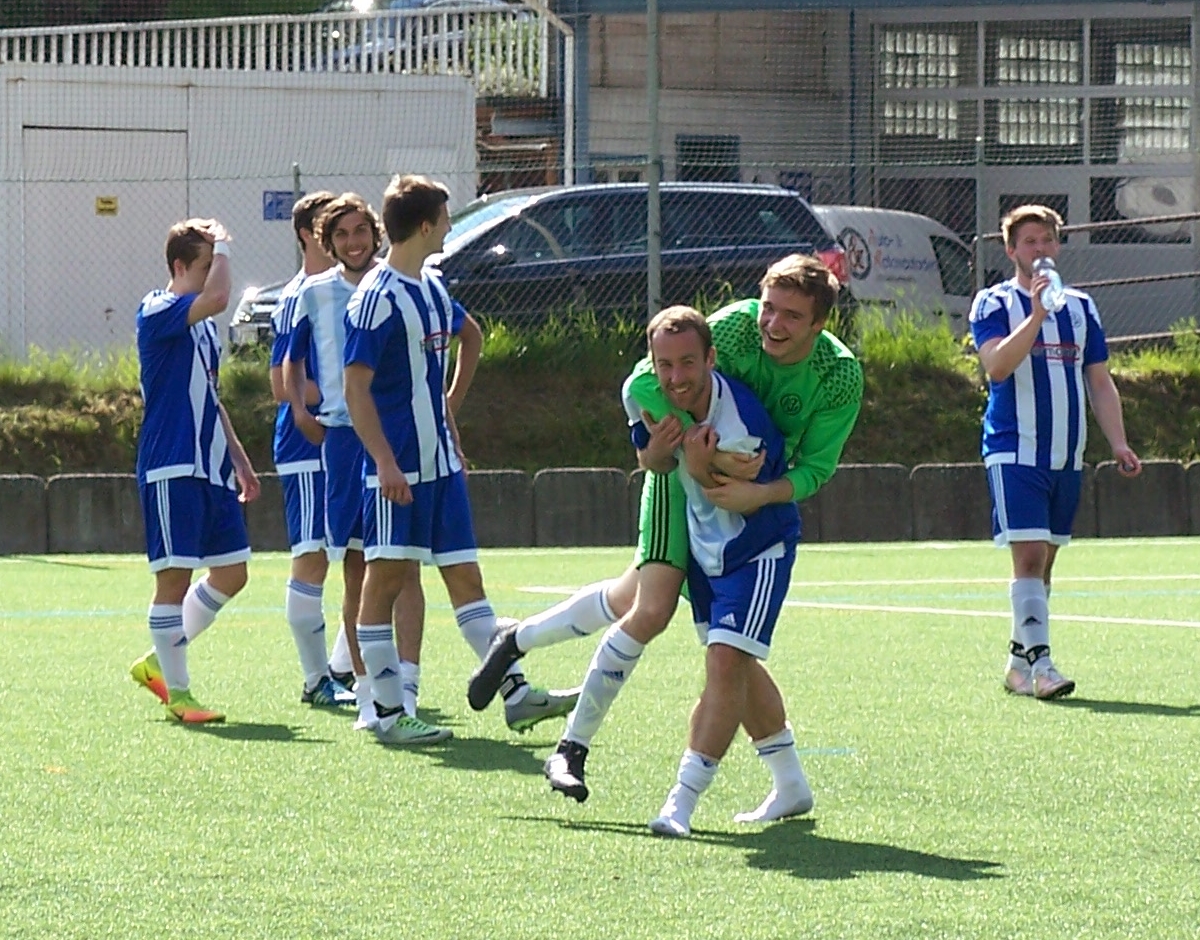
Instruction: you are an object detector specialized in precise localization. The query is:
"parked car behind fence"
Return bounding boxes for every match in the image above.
[230,181,847,346]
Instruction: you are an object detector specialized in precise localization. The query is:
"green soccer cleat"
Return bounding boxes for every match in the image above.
[130,650,169,705]
[165,689,226,724]
[506,685,580,734]
[374,713,453,745]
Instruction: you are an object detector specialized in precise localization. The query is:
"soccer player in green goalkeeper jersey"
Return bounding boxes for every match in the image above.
[467,254,863,806]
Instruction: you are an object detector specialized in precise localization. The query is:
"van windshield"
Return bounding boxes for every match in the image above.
[445,194,539,254]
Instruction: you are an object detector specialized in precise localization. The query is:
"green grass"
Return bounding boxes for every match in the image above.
[2,541,1200,938]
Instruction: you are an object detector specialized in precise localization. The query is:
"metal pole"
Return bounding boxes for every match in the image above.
[292,161,303,271]
[646,0,661,318]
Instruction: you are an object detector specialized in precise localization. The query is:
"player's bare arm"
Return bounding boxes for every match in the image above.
[218,402,260,504]
[1084,363,1142,478]
[976,280,1051,382]
[704,474,793,515]
[344,362,411,505]
[282,355,326,445]
[447,312,482,416]
[186,225,232,324]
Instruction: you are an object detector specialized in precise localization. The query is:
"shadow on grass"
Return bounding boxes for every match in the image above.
[382,735,547,776]
[515,816,1003,882]
[1048,697,1200,717]
[188,722,332,743]
[14,555,116,570]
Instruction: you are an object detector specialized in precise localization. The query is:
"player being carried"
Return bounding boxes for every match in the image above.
[468,253,863,805]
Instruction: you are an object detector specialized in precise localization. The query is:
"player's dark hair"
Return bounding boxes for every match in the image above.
[314,193,383,258]
[646,305,712,353]
[164,219,215,275]
[381,174,450,244]
[1001,204,1063,249]
[293,190,337,249]
[760,254,840,322]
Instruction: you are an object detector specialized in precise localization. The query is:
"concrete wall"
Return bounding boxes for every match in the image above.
[4,462,1200,555]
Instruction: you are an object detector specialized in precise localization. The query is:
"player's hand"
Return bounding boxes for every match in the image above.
[703,474,767,515]
[641,411,683,466]
[1029,273,1049,318]
[377,461,413,506]
[236,464,260,504]
[709,447,765,482]
[294,411,326,446]
[206,220,231,245]
[1114,446,1142,478]
[681,424,718,484]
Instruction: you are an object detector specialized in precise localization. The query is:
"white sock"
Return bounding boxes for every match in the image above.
[458,600,525,697]
[148,603,188,691]
[286,579,329,690]
[654,749,719,835]
[1011,577,1051,665]
[357,624,404,727]
[353,674,377,730]
[328,624,353,676]
[182,578,230,642]
[455,599,499,659]
[734,724,814,823]
[400,660,420,717]
[516,580,618,652]
[563,625,644,748]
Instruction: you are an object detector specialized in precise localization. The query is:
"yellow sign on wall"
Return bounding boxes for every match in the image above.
[95,196,118,216]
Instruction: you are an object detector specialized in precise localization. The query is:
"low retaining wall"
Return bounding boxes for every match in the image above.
[2,461,1198,554]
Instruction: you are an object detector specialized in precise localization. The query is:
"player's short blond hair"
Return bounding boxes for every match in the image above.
[164,219,215,275]
[1001,204,1063,248]
[646,305,712,354]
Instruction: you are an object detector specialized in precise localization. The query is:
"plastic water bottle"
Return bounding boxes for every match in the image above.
[1032,257,1066,312]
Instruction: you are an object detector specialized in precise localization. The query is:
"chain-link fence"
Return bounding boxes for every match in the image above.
[2,2,1199,357]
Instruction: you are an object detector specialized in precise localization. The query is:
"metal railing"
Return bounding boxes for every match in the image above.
[0,3,551,98]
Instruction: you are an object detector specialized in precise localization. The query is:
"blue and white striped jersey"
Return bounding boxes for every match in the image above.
[136,290,234,489]
[624,370,800,578]
[343,264,463,485]
[270,270,322,474]
[970,279,1109,470]
[287,266,370,428]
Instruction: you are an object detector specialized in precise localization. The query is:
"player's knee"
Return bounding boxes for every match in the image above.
[705,642,751,686]
[625,603,673,642]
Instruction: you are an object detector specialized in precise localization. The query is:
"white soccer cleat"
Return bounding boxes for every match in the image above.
[1004,666,1034,697]
[1033,663,1075,700]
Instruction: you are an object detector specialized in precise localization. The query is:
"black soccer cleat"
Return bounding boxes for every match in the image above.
[544,739,590,803]
[467,619,523,711]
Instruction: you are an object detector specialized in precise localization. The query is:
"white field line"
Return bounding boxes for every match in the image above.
[782,600,1200,630]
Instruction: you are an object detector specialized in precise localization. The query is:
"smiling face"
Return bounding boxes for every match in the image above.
[650,325,715,418]
[758,283,826,365]
[330,209,378,274]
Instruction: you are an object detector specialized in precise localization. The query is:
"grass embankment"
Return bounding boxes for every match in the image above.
[2,313,1199,476]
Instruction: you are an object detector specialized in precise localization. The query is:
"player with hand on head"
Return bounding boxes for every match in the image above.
[971,204,1141,700]
[129,218,260,723]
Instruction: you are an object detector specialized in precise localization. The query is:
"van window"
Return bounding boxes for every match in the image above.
[931,235,973,296]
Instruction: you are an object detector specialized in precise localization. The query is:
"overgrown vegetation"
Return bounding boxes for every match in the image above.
[3,313,1199,477]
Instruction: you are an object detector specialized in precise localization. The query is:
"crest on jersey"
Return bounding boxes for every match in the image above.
[421,330,451,354]
[779,393,803,415]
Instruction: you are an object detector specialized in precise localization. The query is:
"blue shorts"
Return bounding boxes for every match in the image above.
[987,463,1081,547]
[140,477,251,573]
[321,426,364,561]
[363,470,479,565]
[280,469,326,557]
[687,545,794,661]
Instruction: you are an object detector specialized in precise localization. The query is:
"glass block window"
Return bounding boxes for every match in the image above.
[994,36,1081,85]
[880,29,964,88]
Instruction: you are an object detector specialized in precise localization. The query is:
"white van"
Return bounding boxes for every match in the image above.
[810,205,974,335]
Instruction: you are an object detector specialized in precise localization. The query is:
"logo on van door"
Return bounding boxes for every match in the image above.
[838,228,871,281]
